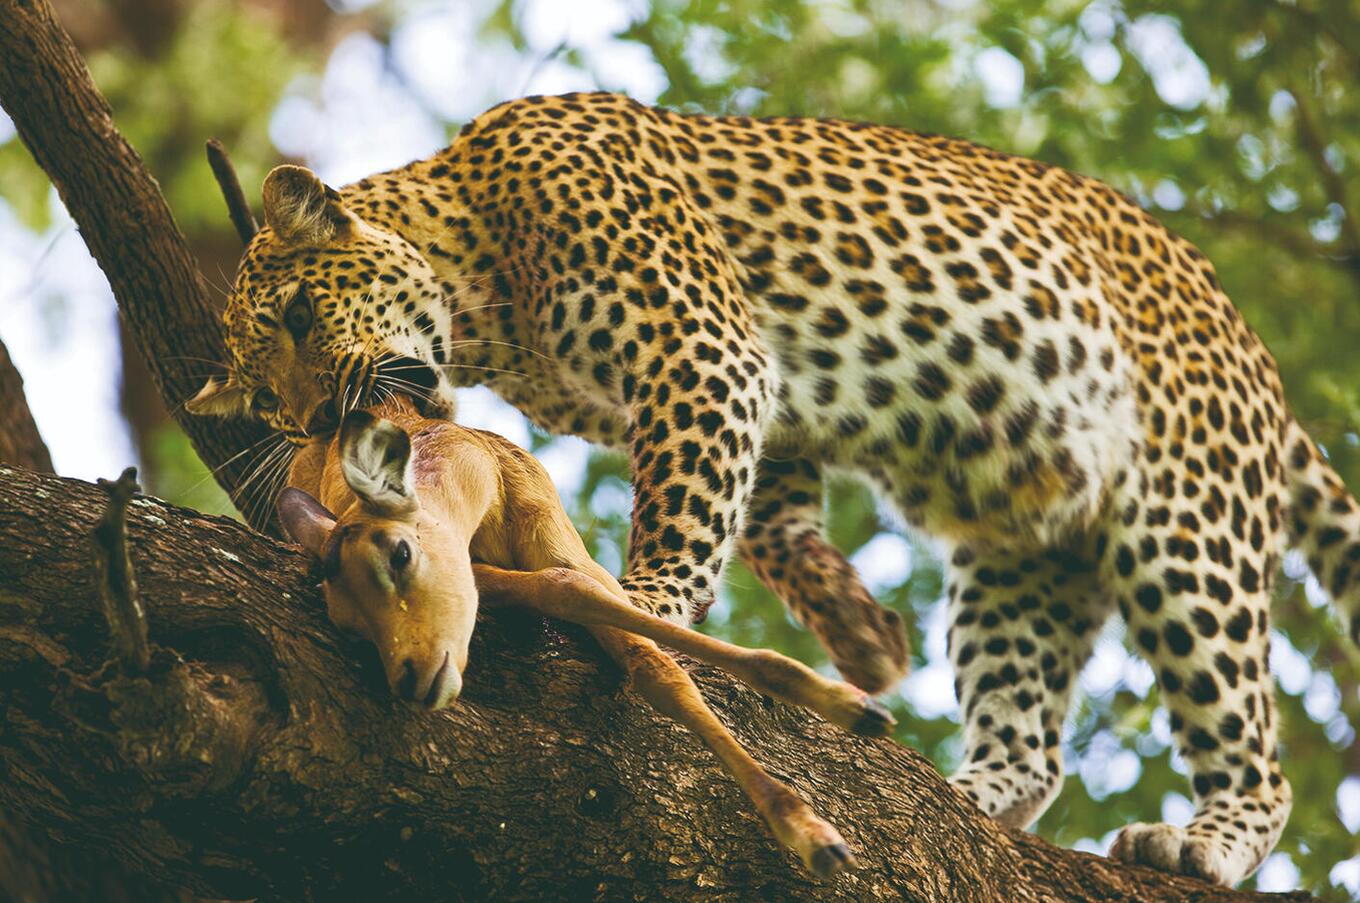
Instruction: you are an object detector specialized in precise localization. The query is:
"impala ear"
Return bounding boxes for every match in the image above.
[185,376,246,416]
[277,487,338,558]
[339,411,417,517]
[261,164,353,246]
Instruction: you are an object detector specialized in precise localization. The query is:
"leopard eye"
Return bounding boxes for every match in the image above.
[283,290,313,340]
[252,388,279,412]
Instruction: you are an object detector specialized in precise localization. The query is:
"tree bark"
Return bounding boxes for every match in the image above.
[0,466,1317,902]
[0,333,61,902]
[0,326,188,902]
[0,0,272,521]
[0,337,54,474]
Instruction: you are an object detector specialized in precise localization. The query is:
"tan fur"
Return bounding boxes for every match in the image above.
[282,395,892,876]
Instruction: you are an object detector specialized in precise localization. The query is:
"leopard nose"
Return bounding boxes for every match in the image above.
[306,399,339,434]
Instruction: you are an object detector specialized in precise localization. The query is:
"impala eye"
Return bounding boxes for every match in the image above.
[283,290,313,339]
[390,540,411,571]
[252,388,279,412]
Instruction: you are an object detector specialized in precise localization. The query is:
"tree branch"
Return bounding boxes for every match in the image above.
[206,138,259,246]
[0,337,54,473]
[1190,207,1340,262]
[1189,205,1360,289]
[1288,85,1360,264]
[1268,1,1360,80]
[0,0,272,522]
[0,326,186,902]
[0,466,1318,902]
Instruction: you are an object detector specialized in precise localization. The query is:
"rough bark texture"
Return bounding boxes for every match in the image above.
[0,331,64,902]
[0,318,185,903]
[0,0,273,521]
[0,466,1317,902]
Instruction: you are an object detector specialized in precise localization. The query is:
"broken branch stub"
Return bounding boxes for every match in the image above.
[206,138,259,246]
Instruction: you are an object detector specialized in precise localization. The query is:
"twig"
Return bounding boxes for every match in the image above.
[1191,207,1337,262]
[1268,0,1360,79]
[1288,85,1360,263]
[206,138,258,246]
[92,466,150,674]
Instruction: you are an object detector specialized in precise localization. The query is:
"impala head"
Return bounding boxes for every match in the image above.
[277,412,476,709]
[187,164,450,443]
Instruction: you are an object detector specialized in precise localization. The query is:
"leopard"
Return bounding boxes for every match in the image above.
[188,91,1360,886]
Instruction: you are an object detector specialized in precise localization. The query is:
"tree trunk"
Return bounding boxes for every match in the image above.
[0,0,273,521]
[0,465,1317,902]
[0,330,188,902]
[0,337,54,475]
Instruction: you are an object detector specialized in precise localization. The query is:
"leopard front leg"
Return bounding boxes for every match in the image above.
[739,457,910,692]
[617,342,776,625]
[520,171,780,626]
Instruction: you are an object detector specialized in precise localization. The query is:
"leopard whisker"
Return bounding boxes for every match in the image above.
[207,265,238,299]
[442,300,513,317]
[380,360,530,381]
[373,374,439,402]
[446,338,550,362]
[418,218,461,264]
[182,430,286,501]
[232,439,292,529]
[162,355,232,368]
[241,441,295,530]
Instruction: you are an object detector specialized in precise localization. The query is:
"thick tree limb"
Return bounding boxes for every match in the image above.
[0,466,1316,902]
[0,0,272,519]
[0,331,186,902]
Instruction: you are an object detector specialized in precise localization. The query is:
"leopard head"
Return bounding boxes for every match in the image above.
[188,165,451,442]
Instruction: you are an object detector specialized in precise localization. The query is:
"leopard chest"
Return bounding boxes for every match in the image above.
[473,356,629,450]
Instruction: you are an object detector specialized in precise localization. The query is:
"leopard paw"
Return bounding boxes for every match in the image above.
[1108,822,1243,886]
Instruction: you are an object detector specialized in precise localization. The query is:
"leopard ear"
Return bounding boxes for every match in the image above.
[185,376,247,417]
[261,165,352,246]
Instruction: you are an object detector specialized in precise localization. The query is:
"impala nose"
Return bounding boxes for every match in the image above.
[423,651,459,709]
[396,658,418,700]
[306,399,339,435]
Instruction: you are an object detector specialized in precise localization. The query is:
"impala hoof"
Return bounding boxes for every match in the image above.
[851,697,895,736]
[809,842,856,878]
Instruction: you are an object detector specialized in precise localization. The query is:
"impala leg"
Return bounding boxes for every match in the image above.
[591,625,854,877]
[473,564,894,736]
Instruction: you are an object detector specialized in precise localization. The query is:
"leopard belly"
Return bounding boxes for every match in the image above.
[746,244,1138,547]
